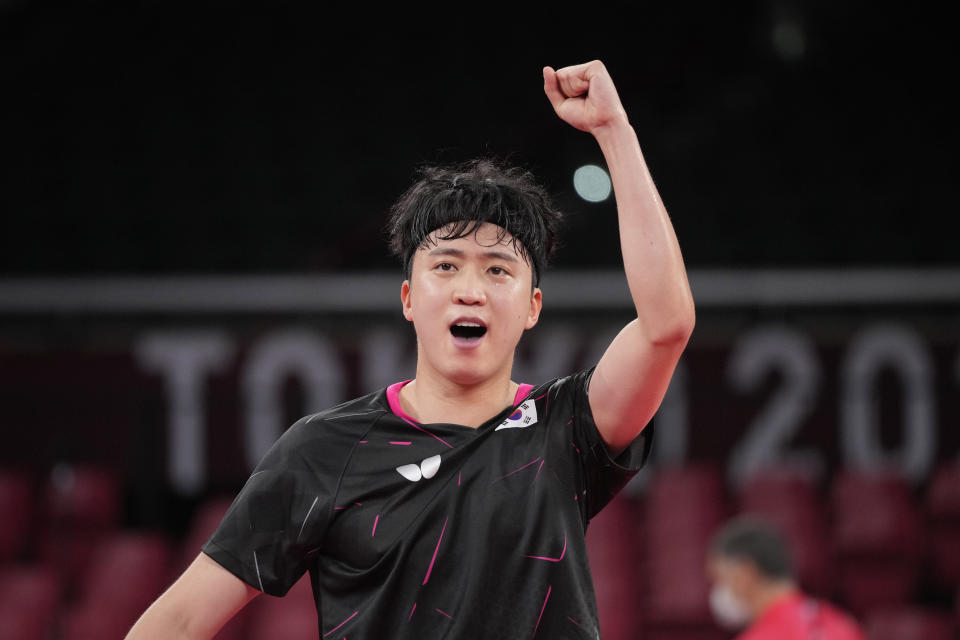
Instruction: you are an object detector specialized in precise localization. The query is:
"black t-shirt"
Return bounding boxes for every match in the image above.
[202,364,653,639]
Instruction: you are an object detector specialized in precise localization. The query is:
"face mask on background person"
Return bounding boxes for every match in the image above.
[709,582,752,629]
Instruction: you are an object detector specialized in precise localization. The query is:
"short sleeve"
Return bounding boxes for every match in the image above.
[565,364,654,521]
[201,415,337,596]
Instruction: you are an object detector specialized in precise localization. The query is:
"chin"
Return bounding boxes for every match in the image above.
[442,364,490,386]
[420,338,513,386]
[441,351,513,385]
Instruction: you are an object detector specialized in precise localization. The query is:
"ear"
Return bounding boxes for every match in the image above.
[524,287,543,330]
[400,279,414,322]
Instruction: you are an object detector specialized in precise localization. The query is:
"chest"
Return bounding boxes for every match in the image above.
[322,410,584,569]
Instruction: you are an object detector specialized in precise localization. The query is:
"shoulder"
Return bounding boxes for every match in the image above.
[541,365,597,400]
[301,387,389,428]
[266,389,390,459]
[238,390,391,497]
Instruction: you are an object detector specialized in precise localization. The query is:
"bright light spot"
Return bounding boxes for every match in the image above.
[573,164,612,202]
[772,20,806,61]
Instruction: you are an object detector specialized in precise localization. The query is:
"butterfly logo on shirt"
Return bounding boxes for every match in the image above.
[396,455,442,482]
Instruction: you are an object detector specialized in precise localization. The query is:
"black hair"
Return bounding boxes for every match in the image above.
[709,516,794,581]
[385,157,563,288]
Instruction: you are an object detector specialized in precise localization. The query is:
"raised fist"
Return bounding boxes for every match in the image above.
[543,60,629,135]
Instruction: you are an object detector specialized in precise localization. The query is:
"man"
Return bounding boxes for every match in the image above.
[127,59,694,639]
[707,516,866,640]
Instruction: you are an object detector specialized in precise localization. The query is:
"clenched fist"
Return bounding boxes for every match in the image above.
[543,60,629,136]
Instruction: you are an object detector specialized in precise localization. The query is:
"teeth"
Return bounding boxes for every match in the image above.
[455,322,482,327]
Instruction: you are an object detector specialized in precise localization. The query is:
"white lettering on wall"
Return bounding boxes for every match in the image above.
[841,323,935,482]
[727,325,823,486]
[135,331,234,494]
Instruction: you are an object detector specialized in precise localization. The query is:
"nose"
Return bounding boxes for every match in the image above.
[453,270,486,306]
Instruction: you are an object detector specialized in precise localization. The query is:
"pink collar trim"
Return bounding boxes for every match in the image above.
[516,383,535,404]
[386,381,535,423]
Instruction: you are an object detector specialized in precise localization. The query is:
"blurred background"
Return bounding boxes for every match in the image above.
[0,1,957,638]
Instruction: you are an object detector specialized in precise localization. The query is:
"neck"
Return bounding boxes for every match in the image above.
[399,358,518,428]
[750,580,798,621]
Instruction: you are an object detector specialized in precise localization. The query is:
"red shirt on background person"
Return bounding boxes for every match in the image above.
[707,516,866,640]
[737,590,865,640]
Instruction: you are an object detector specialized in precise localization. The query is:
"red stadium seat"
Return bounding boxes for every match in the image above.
[60,602,136,640]
[830,470,922,615]
[955,587,960,627]
[0,470,33,563]
[864,607,954,640]
[640,630,728,640]
[63,532,175,639]
[74,531,172,622]
[925,461,960,589]
[38,464,122,591]
[585,492,644,640]
[0,565,60,640]
[738,467,831,594]
[646,464,728,548]
[739,466,820,514]
[0,604,49,640]
[645,546,713,622]
[642,465,728,638]
[42,464,120,531]
[35,535,100,600]
[246,574,317,640]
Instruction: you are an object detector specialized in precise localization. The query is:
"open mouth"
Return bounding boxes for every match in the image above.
[450,323,488,339]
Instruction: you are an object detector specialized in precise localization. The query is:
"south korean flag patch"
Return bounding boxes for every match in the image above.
[495,400,538,431]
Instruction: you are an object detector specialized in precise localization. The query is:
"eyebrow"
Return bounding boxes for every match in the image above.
[426,247,520,263]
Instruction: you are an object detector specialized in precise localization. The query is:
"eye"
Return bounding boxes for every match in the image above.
[436,262,456,272]
[489,266,509,276]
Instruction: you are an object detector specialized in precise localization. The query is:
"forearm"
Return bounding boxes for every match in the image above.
[125,551,255,640]
[594,119,695,343]
[125,599,196,640]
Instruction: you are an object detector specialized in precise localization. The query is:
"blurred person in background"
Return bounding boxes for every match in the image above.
[707,515,866,640]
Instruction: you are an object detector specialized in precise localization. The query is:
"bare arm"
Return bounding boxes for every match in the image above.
[543,60,695,456]
[125,552,261,639]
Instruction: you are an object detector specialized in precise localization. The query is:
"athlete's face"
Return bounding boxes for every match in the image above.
[400,222,542,386]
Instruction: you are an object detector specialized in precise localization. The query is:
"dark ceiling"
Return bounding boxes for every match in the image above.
[0,1,954,274]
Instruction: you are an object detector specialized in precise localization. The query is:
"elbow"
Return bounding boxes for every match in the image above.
[650,305,695,348]
[680,304,696,342]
